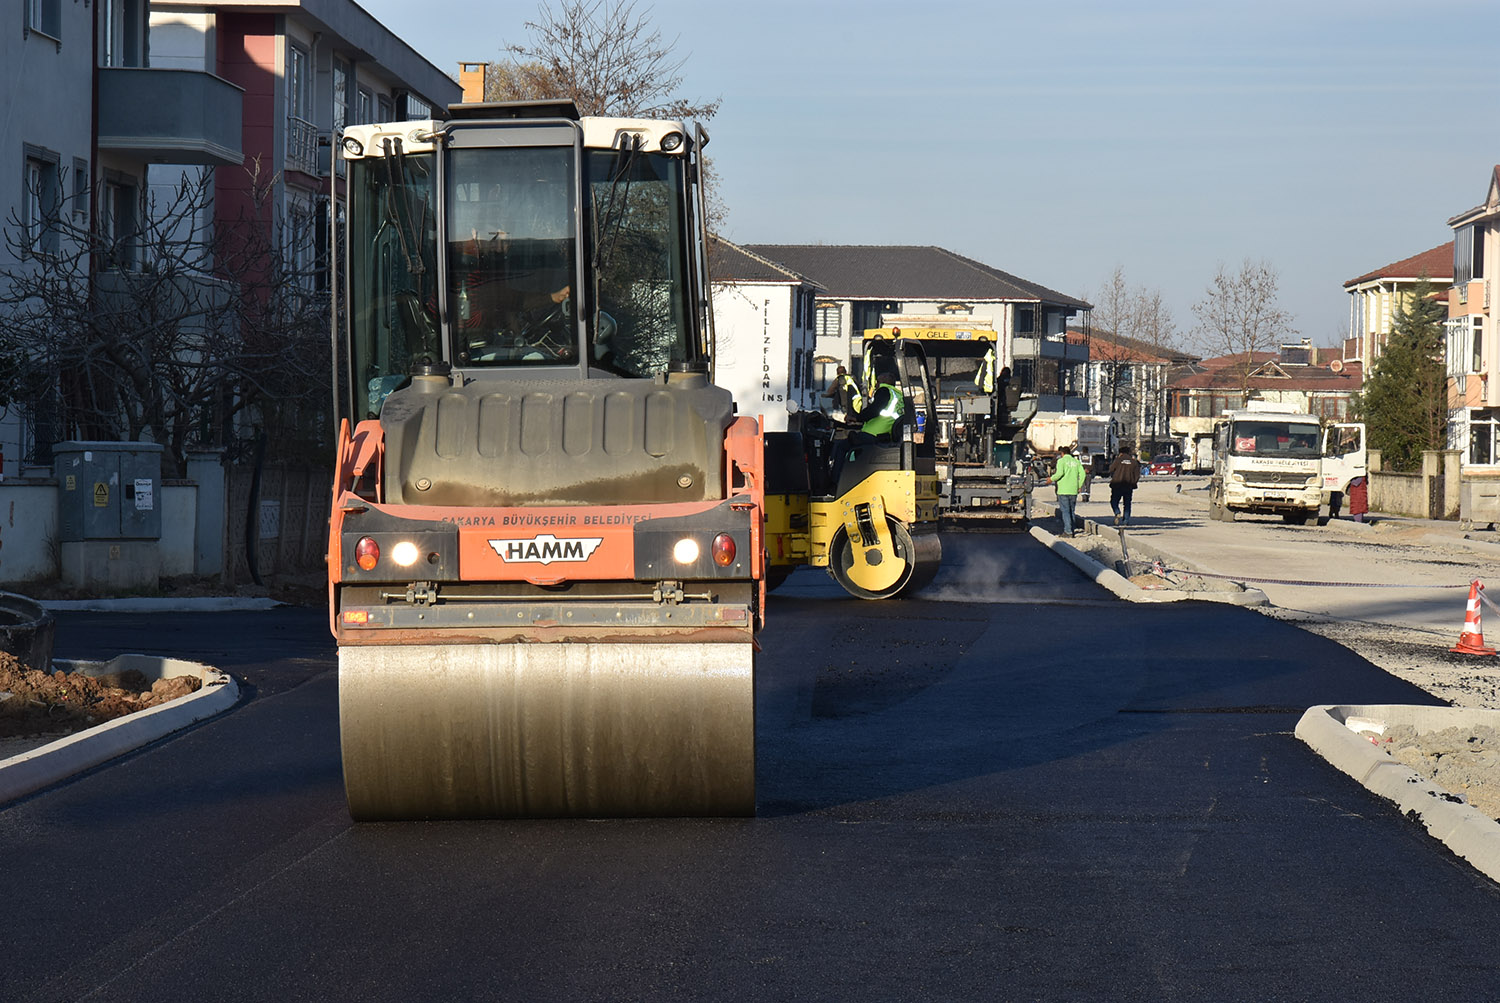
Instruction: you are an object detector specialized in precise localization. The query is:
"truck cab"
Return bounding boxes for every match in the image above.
[1208,402,1365,525]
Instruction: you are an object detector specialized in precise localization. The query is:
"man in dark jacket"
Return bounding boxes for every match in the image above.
[1108,444,1143,526]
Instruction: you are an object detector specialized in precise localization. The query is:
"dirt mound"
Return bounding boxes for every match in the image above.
[0,652,200,740]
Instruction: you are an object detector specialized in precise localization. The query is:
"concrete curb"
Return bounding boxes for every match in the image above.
[1295,704,1500,884]
[1030,523,1269,606]
[0,654,239,805]
[41,597,282,613]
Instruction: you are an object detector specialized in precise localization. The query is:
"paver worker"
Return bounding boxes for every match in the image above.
[1050,444,1086,537]
[822,365,863,420]
[974,344,996,394]
[1108,444,1142,526]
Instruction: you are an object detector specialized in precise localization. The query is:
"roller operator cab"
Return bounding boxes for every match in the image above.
[329,102,763,820]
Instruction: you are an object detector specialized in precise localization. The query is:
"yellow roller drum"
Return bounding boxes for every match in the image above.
[339,641,755,820]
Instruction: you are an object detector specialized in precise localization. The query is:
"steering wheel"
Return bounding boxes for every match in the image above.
[517,298,575,361]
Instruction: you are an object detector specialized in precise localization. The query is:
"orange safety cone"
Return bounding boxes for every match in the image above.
[1451,580,1497,656]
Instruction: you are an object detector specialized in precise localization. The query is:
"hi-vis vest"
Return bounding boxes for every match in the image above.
[837,373,864,413]
[862,383,905,437]
[975,347,996,393]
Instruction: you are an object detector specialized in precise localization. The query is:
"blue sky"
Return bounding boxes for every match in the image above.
[360,0,1500,353]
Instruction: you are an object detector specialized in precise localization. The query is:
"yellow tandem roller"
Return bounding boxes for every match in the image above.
[339,640,756,820]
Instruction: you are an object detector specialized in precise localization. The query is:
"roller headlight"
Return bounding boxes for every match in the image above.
[391,541,421,567]
[673,538,701,565]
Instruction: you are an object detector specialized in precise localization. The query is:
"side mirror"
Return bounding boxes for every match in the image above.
[786,399,801,415]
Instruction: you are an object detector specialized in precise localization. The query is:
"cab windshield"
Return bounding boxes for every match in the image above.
[586,148,694,378]
[447,146,579,368]
[1230,420,1321,458]
[344,139,698,418]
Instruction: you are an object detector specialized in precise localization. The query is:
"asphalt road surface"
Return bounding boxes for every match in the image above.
[7,533,1500,1002]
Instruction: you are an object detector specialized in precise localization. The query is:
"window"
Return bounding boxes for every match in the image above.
[102,0,144,67]
[1470,410,1500,465]
[815,303,841,341]
[26,0,61,39]
[1455,225,1481,287]
[100,176,139,269]
[378,94,393,124]
[1013,306,1035,335]
[287,44,312,121]
[22,149,60,254]
[287,195,316,290]
[401,94,432,120]
[71,158,88,223]
[793,348,803,390]
[1474,317,1485,374]
[286,44,317,174]
[356,87,374,126]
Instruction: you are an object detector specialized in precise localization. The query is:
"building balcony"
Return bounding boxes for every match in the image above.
[1013,335,1089,362]
[97,68,244,166]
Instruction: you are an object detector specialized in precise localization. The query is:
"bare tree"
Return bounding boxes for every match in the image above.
[498,0,720,120]
[0,162,330,476]
[1087,266,1180,449]
[484,1,727,232]
[1191,259,1295,400]
[483,60,565,105]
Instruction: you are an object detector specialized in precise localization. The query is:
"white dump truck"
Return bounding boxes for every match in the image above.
[1207,402,1365,524]
[1027,412,1116,461]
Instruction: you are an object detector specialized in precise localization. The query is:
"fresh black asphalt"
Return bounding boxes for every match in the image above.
[5,533,1499,1001]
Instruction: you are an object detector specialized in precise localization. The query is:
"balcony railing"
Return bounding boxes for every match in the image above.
[286,116,320,176]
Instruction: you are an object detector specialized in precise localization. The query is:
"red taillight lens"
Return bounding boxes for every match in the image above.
[355,537,380,571]
[711,533,736,567]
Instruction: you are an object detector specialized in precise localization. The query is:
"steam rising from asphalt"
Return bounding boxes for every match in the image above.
[917,547,1028,603]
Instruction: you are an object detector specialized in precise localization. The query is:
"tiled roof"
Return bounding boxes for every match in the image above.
[1067,327,1198,366]
[1172,354,1362,392]
[1344,242,1454,287]
[730,244,1091,310]
[708,238,820,286]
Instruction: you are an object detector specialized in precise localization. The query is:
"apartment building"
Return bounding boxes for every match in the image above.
[1343,242,1453,378]
[150,0,461,290]
[3,0,245,471]
[1446,166,1500,468]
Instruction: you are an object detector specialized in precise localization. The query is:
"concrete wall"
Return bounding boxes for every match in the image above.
[161,484,198,576]
[1367,449,1462,520]
[1,477,199,587]
[0,483,61,584]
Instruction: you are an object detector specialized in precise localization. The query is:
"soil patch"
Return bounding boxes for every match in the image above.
[0,651,199,742]
[1374,724,1500,820]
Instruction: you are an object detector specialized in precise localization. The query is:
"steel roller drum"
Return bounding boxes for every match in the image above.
[902,528,943,595]
[339,641,755,819]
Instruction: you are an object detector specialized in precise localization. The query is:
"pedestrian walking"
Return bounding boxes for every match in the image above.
[1050,444,1086,536]
[1108,445,1143,526]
